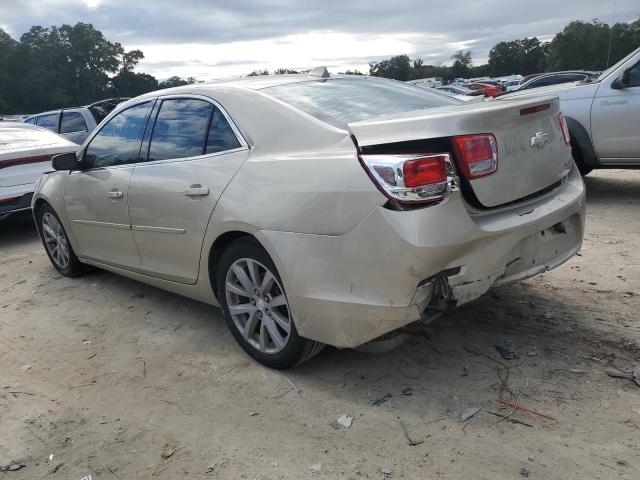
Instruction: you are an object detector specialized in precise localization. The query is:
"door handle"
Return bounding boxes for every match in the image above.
[108,189,123,199]
[184,185,210,197]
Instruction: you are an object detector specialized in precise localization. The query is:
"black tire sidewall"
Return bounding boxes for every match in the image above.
[36,204,84,277]
[216,238,308,369]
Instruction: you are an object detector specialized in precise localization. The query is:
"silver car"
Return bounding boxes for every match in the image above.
[32,68,586,368]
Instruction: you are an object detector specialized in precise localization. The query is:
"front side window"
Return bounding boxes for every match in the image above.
[36,113,59,131]
[148,98,213,161]
[263,77,457,128]
[84,101,153,168]
[628,63,640,87]
[24,117,36,125]
[60,111,88,133]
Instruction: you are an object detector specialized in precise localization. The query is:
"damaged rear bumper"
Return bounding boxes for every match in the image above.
[257,166,585,348]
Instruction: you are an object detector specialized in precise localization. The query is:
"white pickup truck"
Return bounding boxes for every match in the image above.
[501,47,640,175]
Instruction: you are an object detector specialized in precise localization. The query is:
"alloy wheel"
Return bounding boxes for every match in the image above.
[42,212,70,269]
[224,258,292,354]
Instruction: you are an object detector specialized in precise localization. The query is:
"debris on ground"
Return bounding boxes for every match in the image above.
[401,387,413,396]
[607,369,640,387]
[371,393,392,406]
[330,414,353,429]
[520,466,530,477]
[308,462,322,472]
[527,348,540,357]
[494,344,519,360]
[485,411,533,427]
[205,459,229,475]
[160,443,175,459]
[399,420,424,446]
[1,463,26,472]
[498,398,556,421]
[380,467,393,478]
[460,406,481,422]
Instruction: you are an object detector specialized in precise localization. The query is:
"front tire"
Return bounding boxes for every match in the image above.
[570,136,593,176]
[216,238,323,369]
[36,204,85,277]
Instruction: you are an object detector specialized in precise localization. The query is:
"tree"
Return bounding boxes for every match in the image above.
[247,69,269,76]
[369,55,412,81]
[158,76,195,89]
[451,50,472,78]
[274,68,299,74]
[488,37,548,76]
[547,19,640,71]
[0,29,17,111]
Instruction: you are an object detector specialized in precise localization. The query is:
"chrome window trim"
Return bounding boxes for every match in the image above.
[77,94,248,173]
[133,146,248,169]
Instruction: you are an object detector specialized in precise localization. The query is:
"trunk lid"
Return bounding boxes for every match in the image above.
[348,95,572,208]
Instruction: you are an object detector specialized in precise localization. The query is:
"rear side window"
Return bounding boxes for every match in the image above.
[36,113,59,131]
[148,98,213,161]
[527,76,557,88]
[84,101,153,168]
[206,108,241,153]
[60,111,88,133]
[263,77,457,128]
[558,74,586,83]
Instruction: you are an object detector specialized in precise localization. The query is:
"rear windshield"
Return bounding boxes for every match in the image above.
[262,77,458,128]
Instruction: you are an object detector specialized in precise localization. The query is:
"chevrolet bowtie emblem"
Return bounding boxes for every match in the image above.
[531,131,550,149]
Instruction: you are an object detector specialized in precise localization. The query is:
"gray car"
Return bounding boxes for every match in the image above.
[32,69,585,368]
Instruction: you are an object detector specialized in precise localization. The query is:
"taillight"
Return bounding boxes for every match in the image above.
[557,112,571,146]
[451,134,498,179]
[359,153,450,204]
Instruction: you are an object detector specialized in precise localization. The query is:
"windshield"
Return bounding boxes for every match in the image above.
[596,47,640,81]
[262,77,458,128]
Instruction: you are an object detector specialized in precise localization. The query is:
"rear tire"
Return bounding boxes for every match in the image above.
[36,203,86,277]
[216,237,323,369]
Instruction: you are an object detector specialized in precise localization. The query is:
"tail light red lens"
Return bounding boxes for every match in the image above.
[451,134,498,179]
[359,153,450,204]
[402,157,447,188]
[557,112,571,146]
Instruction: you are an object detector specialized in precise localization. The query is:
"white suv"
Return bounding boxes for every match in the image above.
[501,47,640,175]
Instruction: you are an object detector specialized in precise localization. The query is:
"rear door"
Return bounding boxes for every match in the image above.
[60,110,89,144]
[65,100,154,268]
[128,95,249,284]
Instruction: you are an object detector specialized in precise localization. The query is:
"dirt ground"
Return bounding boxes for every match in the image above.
[1,170,639,480]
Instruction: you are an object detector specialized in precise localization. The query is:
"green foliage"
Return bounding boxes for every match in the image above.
[488,37,548,76]
[247,69,270,76]
[0,17,638,114]
[547,19,640,71]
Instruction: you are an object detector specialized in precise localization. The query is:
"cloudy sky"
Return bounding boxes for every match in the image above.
[0,0,638,80]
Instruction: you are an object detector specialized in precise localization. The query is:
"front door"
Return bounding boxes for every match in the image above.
[65,100,154,268]
[590,60,640,162]
[127,97,249,284]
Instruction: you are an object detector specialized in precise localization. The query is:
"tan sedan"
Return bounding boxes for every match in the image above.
[32,68,585,368]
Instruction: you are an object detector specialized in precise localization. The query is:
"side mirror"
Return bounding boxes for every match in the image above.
[52,152,81,171]
[615,68,631,89]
